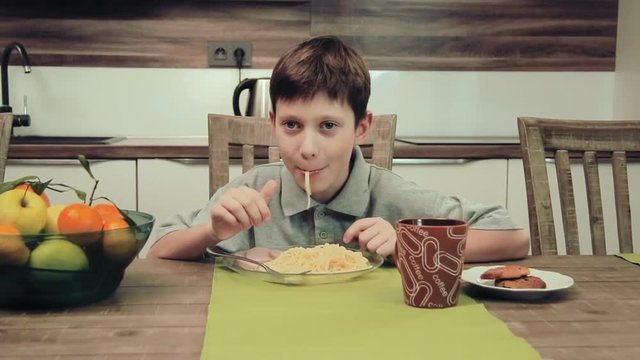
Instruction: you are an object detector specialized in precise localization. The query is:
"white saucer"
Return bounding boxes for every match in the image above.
[462,266,574,300]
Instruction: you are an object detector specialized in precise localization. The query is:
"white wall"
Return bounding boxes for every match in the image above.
[613,0,640,119]
[8,66,614,140]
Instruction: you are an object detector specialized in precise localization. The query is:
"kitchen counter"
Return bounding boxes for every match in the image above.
[8,136,524,160]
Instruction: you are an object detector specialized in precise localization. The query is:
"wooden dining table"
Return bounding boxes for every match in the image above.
[1,255,639,360]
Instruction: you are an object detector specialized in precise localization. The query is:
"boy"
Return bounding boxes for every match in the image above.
[148,36,529,262]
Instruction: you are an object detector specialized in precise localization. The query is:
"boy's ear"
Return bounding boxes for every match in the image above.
[355,111,373,144]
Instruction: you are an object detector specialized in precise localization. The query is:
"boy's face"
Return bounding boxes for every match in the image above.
[270,92,371,203]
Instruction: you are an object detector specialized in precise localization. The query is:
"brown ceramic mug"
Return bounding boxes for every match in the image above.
[395,218,468,308]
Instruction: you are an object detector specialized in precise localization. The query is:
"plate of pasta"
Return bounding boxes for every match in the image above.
[215,244,384,285]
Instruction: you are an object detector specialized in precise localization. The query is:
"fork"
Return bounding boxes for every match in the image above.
[208,250,310,275]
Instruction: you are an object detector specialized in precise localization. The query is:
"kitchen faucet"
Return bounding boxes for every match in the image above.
[1,41,31,128]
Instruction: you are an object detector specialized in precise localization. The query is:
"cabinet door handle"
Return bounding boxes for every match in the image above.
[7,159,110,166]
[168,158,209,165]
[171,159,476,166]
[392,159,472,165]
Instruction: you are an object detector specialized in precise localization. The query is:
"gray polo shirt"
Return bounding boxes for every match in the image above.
[153,147,519,253]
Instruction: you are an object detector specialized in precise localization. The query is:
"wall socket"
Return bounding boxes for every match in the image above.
[207,41,252,67]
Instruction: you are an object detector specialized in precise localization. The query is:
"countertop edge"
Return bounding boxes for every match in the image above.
[7,141,524,160]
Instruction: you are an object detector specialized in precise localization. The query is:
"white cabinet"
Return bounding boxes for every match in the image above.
[5,159,137,210]
[137,159,210,228]
[136,159,242,257]
[392,159,509,208]
[507,159,640,254]
[139,158,510,230]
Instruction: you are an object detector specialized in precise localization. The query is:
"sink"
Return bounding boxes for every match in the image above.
[10,136,125,145]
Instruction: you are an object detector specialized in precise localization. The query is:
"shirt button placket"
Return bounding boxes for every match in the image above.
[315,207,329,242]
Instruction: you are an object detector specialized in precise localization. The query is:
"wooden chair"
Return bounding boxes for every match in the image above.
[208,113,397,197]
[518,117,640,255]
[0,113,12,182]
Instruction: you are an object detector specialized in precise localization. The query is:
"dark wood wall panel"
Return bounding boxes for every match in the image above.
[0,0,618,71]
[312,0,618,70]
[0,1,310,69]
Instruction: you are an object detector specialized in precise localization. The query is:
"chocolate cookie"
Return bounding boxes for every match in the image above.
[495,275,547,289]
[480,265,530,280]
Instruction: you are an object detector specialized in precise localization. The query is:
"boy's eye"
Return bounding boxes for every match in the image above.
[322,122,337,130]
[283,120,299,129]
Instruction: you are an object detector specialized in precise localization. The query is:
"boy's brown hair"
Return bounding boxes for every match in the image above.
[270,36,371,124]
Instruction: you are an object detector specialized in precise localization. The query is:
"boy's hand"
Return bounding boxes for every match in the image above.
[343,217,396,257]
[211,180,278,241]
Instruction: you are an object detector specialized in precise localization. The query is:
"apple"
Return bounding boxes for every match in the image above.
[0,189,47,234]
[44,204,67,234]
[29,238,89,271]
[15,184,50,207]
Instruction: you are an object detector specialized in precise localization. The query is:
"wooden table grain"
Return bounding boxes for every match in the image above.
[478,256,640,360]
[0,259,214,359]
[1,256,639,359]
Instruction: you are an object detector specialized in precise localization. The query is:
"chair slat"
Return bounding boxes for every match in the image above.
[583,151,606,255]
[518,120,557,255]
[554,150,580,255]
[612,151,633,253]
[242,144,255,173]
[0,113,12,182]
[267,146,280,164]
[209,116,231,197]
[367,114,396,169]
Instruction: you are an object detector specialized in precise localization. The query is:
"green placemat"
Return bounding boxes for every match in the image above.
[616,253,640,265]
[201,267,541,360]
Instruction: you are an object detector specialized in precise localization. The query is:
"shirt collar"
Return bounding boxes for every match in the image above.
[281,165,309,216]
[281,146,371,217]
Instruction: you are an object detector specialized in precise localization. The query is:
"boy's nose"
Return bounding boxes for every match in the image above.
[300,132,319,159]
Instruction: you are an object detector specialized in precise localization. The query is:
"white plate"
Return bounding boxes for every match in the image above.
[461,266,574,300]
[214,246,384,286]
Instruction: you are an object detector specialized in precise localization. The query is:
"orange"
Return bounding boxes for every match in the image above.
[15,184,50,207]
[102,218,137,262]
[93,203,124,223]
[0,224,21,235]
[0,224,30,266]
[103,217,129,231]
[57,203,103,246]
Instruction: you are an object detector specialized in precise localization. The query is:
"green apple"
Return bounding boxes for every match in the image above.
[0,189,47,234]
[29,238,89,271]
[44,204,67,234]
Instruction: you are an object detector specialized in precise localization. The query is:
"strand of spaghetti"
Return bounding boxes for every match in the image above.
[305,170,311,209]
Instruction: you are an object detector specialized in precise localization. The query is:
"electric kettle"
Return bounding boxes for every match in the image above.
[232,77,271,117]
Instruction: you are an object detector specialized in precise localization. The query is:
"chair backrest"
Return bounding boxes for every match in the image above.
[518,116,640,255]
[0,113,12,182]
[208,113,397,197]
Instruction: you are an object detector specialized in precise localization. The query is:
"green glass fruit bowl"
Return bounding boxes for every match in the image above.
[0,210,154,309]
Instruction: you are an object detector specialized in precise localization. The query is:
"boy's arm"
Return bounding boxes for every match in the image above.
[148,180,278,260]
[464,228,530,263]
[147,223,218,260]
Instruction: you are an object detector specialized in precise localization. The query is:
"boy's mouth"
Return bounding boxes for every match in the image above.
[298,168,322,176]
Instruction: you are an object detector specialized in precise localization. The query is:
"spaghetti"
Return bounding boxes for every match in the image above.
[305,170,311,209]
[265,244,371,274]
